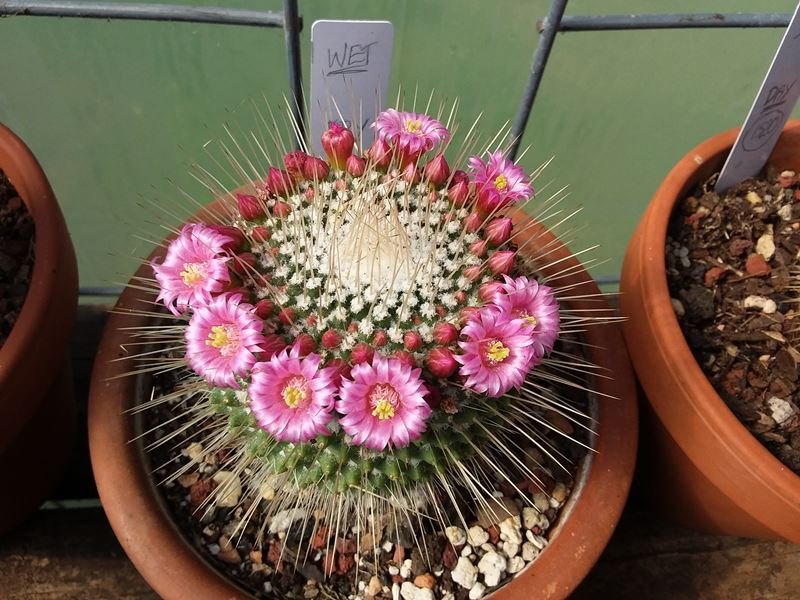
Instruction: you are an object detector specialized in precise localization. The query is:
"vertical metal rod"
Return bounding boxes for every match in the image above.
[508,0,569,161]
[283,0,305,148]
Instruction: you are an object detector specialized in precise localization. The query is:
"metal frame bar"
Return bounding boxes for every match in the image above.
[508,6,794,160]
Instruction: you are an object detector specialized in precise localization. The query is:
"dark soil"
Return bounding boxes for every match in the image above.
[667,168,800,473]
[0,169,35,348]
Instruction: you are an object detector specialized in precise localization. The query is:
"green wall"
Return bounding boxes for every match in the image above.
[1,0,797,291]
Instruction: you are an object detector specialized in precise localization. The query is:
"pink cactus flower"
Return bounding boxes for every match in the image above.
[468,151,532,214]
[336,353,431,451]
[249,344,337,443]
[184,294,266,388]
[455,308,535,397]
[372,109,449,162]
[152,223,234,316]
[493,275,560,357]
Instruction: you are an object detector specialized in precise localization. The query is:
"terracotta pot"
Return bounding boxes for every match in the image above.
[620,120,800,543]
[89,202,638,599]
[0,123,78,534]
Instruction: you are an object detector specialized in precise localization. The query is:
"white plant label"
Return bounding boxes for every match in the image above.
[716,2,800,192]
[309,20,394,156]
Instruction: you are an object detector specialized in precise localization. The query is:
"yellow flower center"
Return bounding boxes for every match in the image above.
[206,324,240,356]
[180,262,206,286]
[493,174,508,191]
[283,386,306,408]
[371,398,396,420]
[522,314,538,327]
[486,340,510,363]
[404,119,422,134]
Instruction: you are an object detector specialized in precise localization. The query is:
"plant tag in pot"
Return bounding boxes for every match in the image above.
[717,2,800,192]
[310,20,394,155]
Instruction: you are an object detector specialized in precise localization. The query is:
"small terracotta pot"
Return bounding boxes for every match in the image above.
[0,123,78,534]
[620,120,800,543]
[89,203,638,599]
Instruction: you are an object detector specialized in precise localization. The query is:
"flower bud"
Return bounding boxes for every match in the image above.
[426,347,458,378]
[303,156,331,181]
[454,291,467,304]
[401,162,421,185]
[304,187,316,201]
[469,239,488,257]
[488,250,515,275]
[479,280,503,302]
[207,224,245,252]
[293,333,316,356]
[367,137,392,170]
[250,226,271,243]
[373,330,387,347]
[273,200,292,218]
[266,167,293,197]
[447,180,470,207]
[351,342,375,365]
[283,150,308,182]
[261,334,287,359]
[464,265,482,282]
[450,169,469,187]
[459,306,480,324]
[231,252,257,277]
[346,154,366,177]
[485,217,513,246]
[321,329,342,349]
[433,322,459,345]
[321,122,355,170]
[326,358,351,384]
[393,350,417,368]
[403,331,422,351]
[237,193,265,221]
[278,307,295,325]
[423,153,450,187]
[254,299,274,319]
[464,211,483,232]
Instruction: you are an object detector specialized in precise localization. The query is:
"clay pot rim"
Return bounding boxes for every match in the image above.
[89,206,637,600]
[625,121,800,496]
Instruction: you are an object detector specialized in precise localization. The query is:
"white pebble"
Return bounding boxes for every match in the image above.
[451,556,479,589]
[211,471,242,507]
[268,508,304,533]
[743,295,777,314]
[467,526,489,547]
[185,442,205,462]
[382,541,394,553]
[498,517,523,545]
[504,541,520,558]
[528,533,547,550]
[400,559,413,579]
[746,191,762,205]
[400,581,434,600]
[477,550,507,587]
[480,543,494,553]
[522,542,538,562]
[532,493,550,513]
[671,298,686,317]
[469,582,486,600]
[389,565,400,576]
[461,545,473,557]
[507,555,526,574]
[768,396,797,425]
[392,583,401,600]
[259,481,276,501]
[445,526,466,546]
[778,204,793,220]
[756,230,776,260]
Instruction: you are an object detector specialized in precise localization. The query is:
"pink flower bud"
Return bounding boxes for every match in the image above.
[207,225,245,252]
[464,265,482,282]
[426,347,458,378]
[295,333,317,356]
[251,226,271,243]
[278,307,295,325]
[454,290,467,304]
[283,150,308,182]
[266,167,293,197]
[464,211,483,232]
[351,343,375,365]
[254,299,274,319]
[367,137,392,170]
[423,153,451,187]
[469,239,488,257]
[393,350,417,368]
[237,193,265,221]
[334,178,347,191]
[321,329,342,349]
[304,187,316,201]
[261,334,287,359]
[450,170,469,186]
[231,252,257,277]
[447,180,470,207]
[479,280,503,302]
[433,322,459,345]
[373,330,387,347]
[401,162,421,185]
[326,358,351,384]
[303,156,331,181]
[321,122,354,170]
[403,331,422,351]
[459,306,480,324]
[488,250,515,275]
[273,200,292,218]
[346,154,366,177]
[485,217,513,246]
